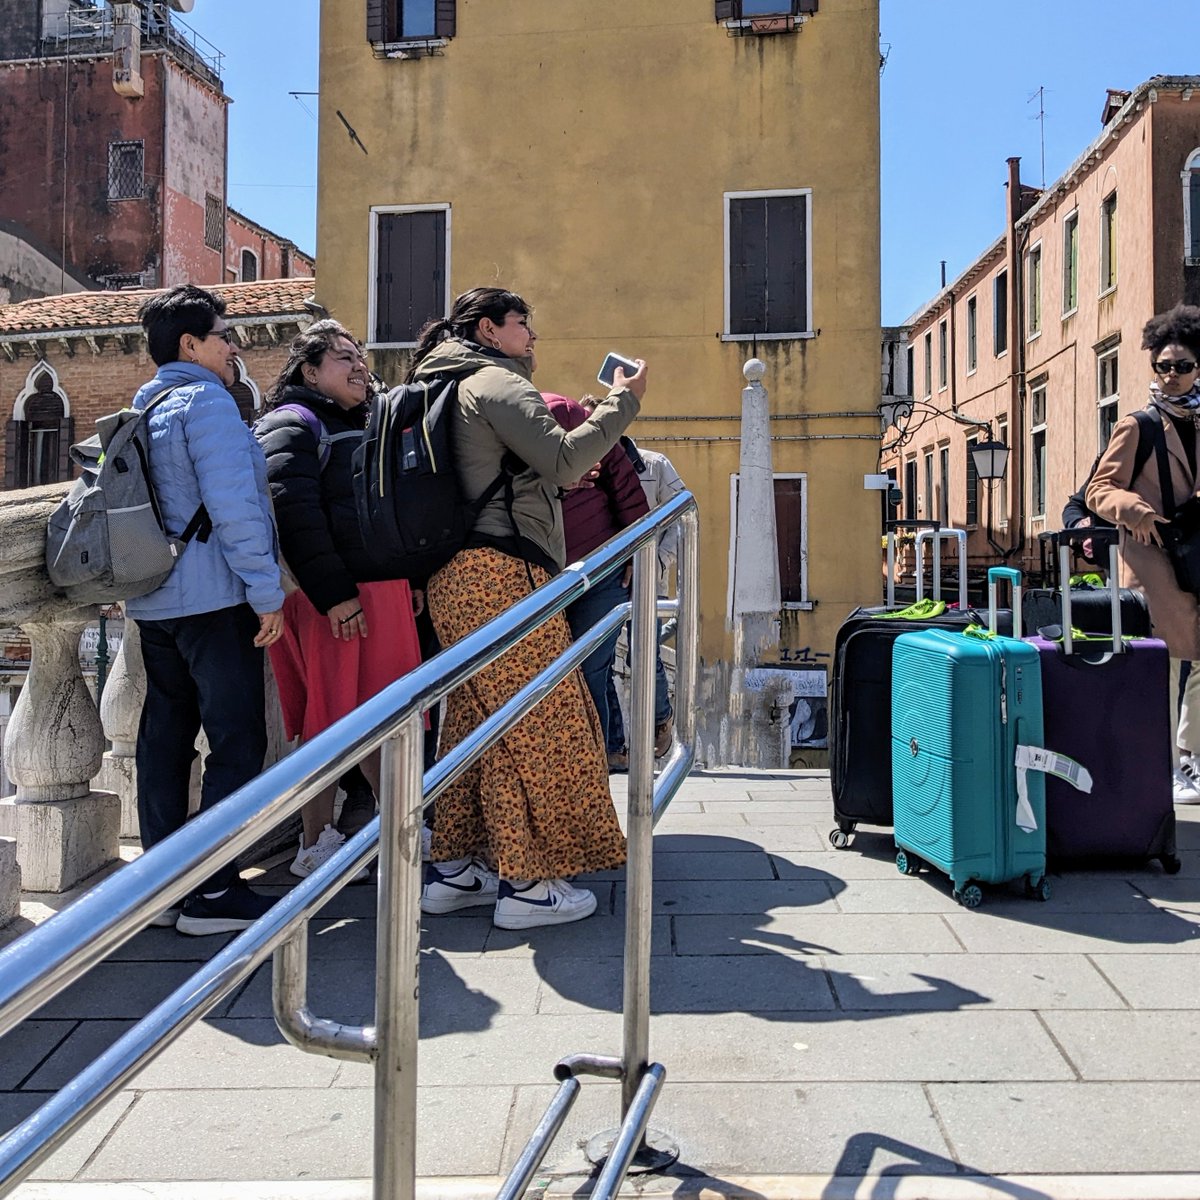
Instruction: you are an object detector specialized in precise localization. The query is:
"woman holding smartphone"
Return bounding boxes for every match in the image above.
[408,287,645,931]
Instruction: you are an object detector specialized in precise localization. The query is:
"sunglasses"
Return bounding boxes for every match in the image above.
[203,328,235,345]
[1152,359,1197,376]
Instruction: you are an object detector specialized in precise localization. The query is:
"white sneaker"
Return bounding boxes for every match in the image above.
[290,825,370,882]
[1173,767,1200,805]
[420,859,499,913]
[149,906,182,928]
[493,878,598,930]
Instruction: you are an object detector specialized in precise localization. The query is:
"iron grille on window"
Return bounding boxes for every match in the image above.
[107,141,144,201]
[241,250,258,282]
[204,194,223,252]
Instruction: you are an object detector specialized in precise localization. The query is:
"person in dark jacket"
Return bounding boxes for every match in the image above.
[255,321,424,878]
[544,392,650,753]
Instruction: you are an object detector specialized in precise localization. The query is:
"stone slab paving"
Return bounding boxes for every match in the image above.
[4,768,1200,1198]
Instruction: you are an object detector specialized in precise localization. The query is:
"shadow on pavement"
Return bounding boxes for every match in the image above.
[824,1132,1051,1199]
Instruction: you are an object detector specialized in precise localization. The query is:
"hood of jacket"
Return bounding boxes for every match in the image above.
[411,336,533,385]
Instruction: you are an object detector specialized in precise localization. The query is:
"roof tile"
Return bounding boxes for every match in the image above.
[0,278,317,336]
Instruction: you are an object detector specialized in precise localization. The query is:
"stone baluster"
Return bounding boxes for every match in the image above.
[98,612,145,838]
[0,483,119,901]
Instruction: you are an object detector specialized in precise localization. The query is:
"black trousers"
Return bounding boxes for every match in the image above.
[135,604,267,893]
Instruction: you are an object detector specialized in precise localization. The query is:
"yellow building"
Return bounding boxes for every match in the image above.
[317,0,881,762]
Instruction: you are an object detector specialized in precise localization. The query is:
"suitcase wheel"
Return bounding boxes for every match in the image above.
[1161,854,1183,876]
[1024,875,1052,902]
[953,883,983,909]
[895,850,922,876]
[829,827,852,850]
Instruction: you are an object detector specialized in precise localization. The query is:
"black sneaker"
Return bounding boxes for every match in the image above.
[175,881,275,936]
[336,787,377,838]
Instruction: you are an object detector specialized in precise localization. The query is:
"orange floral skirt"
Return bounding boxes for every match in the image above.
[427,547,626,881]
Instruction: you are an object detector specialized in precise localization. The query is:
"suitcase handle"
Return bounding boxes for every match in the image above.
[987,567,1022,639]
[1058,540,1123,654]
[913,528,969,609]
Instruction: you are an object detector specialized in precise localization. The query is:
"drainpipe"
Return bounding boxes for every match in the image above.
[1004,156,1027,565]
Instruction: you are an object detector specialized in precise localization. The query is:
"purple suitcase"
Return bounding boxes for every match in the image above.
[1027,530,1179,872]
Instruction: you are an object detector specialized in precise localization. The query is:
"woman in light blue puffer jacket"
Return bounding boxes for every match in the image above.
[126,285,284,937]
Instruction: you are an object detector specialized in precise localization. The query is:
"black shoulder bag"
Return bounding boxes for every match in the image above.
[1141,410,1200,596]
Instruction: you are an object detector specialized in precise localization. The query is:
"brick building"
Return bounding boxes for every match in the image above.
[0,0,311,302]
[0,278,321,489]
[884,76,1200,585]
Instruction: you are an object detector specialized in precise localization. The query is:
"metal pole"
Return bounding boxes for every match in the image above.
[95,610,110,700]
[373,713,425,1200]
[622,540,659,1119]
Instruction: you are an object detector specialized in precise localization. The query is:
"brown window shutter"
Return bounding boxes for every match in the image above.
[434,0,456,37]
[56,417,74,481]
[797,0,818,13]
[715,1,737,20]
[773,477,804,602]
[5,420,29,490]
[366,0,385,42]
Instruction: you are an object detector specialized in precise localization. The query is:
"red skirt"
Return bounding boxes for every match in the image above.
[269,579,423,742]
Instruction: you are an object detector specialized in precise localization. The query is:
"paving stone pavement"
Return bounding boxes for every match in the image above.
[4,769,1200,1198]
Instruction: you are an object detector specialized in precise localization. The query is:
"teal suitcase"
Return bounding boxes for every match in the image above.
[891,568,1050,908]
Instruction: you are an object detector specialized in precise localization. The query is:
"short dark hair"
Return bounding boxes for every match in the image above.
[139,285,227,366]
[1142,304,1200,359]
[267,319,360,406]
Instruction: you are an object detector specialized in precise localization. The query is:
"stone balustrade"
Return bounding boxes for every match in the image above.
[0,482,119,906]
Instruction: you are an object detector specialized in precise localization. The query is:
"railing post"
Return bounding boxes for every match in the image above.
[373,711,424,1200]
[623,538,658,1114]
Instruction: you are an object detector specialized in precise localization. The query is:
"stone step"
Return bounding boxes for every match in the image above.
[0,834,19,927]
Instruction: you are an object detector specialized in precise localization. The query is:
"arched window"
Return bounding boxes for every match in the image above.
[240,248,258,283]
[227,355,262,425]
[1184,148,1200,263]
[5,362,73,490]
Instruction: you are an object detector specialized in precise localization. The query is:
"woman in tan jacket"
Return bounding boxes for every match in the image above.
[1086,304,1200,802]
[406,287,646,930]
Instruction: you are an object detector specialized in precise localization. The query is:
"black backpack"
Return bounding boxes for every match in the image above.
[351,376,517,581]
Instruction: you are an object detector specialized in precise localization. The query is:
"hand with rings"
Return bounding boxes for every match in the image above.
[254,610,284,648]
[328,598,368,641]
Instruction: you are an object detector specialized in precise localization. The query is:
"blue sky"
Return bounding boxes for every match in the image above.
[181,1,1198,324]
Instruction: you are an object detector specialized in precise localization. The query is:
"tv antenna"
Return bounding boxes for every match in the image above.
[1028,85,1047,188]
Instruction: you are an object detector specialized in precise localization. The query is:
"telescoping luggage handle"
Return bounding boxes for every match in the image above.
[914,528,969,610]
[988,566,1022,639]
[884,524,966,609]
[885,519,940,608]
[1052,527,1124,655]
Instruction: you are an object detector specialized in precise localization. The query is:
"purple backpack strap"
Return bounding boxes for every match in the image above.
[275,403,331,471]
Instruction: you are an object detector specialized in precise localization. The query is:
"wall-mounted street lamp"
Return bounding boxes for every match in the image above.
[970,436,1009,481]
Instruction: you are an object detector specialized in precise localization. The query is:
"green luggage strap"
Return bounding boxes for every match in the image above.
[877,598,947,620]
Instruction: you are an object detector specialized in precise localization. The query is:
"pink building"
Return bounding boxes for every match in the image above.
[884,76,1200,587]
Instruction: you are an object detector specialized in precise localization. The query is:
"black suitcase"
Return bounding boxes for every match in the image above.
[1028,530,1151,638]
[829,603,1013,848]
[832,525,1014,848]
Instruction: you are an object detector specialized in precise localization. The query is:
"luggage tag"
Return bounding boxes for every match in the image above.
[1014,745,1093,832]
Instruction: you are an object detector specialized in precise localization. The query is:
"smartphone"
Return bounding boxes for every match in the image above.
[597,352,639,388]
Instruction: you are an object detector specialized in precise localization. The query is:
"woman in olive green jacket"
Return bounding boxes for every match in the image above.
[410,287,646,931]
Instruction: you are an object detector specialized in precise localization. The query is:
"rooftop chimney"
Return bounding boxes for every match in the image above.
[1101,88,1131,126]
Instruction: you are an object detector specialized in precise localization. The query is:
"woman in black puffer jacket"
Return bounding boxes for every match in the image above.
[255,320,423,880]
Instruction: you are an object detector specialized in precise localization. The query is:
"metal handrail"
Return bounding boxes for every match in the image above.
[0,489,699,1199]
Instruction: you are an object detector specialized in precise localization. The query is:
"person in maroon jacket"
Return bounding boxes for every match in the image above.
[544,392,650,757]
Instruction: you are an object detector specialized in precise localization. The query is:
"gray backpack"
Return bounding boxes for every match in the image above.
[45,387,211,604]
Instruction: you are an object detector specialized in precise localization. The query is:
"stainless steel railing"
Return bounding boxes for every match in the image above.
[0,490,699,1200]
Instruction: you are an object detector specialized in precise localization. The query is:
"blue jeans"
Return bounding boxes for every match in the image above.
[565,573,629,753]
[606,621,672,754]
[135,604,267,893]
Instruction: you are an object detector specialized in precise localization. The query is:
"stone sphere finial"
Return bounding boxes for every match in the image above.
[742,358,766,383]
